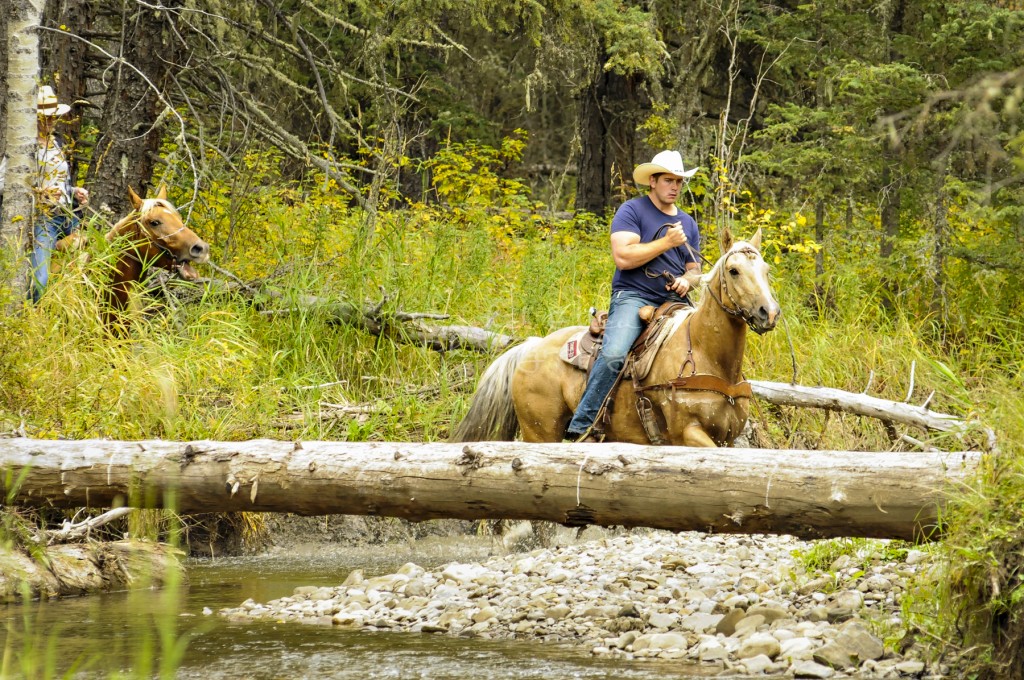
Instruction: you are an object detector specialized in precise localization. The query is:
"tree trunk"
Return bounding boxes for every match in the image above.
[1,0,43,302]
[929,159,949,327]
[0,0,8,155]
[879,162,902,312]
[748,380,989,444]
[812,199,826,314]
[878,0,906,314]
[574,51,645,216]
[1,438,980,541]
[86,0,182,217]
[574,70,610,214]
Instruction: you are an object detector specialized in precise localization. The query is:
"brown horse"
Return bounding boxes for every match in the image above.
[452,228,780,447]
[103,185,209,329]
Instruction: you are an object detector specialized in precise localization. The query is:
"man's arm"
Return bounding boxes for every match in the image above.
[611,223,688,270]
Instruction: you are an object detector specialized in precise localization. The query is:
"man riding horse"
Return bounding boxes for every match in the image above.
[565,150,704,443]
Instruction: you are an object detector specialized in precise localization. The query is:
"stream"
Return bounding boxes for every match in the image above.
[1,536,718,678]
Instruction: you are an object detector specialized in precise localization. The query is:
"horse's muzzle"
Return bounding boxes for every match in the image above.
[751,302,781,335]
[189,240,211,264]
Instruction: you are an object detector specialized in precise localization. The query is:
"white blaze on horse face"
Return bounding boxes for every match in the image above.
[139,198,209,266]
[725,242,779,330]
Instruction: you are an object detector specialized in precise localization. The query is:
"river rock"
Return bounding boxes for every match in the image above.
[218,530,949,677]
[737,632,781,659]
[716,607,747,635]
[792,659,836,678]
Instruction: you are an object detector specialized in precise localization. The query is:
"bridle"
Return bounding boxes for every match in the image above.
[644,227,771,334]
[703,245,770,333]
[628,243,769,441]
[127,207,189,269]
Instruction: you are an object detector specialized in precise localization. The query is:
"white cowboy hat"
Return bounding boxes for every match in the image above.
[633,150,699,185]
[37,85,71,117]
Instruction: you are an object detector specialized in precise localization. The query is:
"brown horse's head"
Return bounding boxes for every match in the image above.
[115,184,210,280]
[709,227,780,335]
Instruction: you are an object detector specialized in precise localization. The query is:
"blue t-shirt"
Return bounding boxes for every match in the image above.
[610,196,701,302]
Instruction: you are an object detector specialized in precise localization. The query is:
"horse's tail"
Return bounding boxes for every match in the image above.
[450,338,542,442]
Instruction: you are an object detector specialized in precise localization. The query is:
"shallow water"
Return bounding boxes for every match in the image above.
[1,536,720,679]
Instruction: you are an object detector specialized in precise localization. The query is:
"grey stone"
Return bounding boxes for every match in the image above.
[715,608,746,636]
[734,613,766,635]
[747,605,791,623]
[826,606,854,623]
[679,612,724,633]
[805,606,829,622]
[799,576,834,595]
[792,660,836,678]
[737,632,780,659]
[632,632,688,651]
[831,589,864,610]
[740,654,773,674]
[646,612,676,629]
[895,659,926,674]
[835,621,884,660]
[813,642,857,669]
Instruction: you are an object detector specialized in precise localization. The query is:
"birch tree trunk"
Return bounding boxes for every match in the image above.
[0,0,43,302]
[0,438,981,541]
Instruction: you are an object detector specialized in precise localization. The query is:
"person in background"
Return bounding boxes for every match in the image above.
[0,85,90,302]
[565,150,703,443]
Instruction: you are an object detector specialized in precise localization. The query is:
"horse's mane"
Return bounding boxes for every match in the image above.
[138,198,178,217]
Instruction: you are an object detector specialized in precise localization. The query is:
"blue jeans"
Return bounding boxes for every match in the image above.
[29,212,80,303]
[567,290,662,436]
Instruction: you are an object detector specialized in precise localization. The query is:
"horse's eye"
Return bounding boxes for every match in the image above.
[729,267,740,276]
[149,219,161,227]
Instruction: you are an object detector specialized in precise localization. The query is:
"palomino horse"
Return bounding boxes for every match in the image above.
[452,228,780,446]
[103,185,209,329]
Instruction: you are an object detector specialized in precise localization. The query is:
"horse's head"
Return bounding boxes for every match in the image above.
[705,227,780,335]
[121,185,210,280]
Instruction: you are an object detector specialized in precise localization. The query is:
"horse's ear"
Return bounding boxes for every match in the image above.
[720,226,735,253]
[748,227,763,251]
[128,186,144,210]
[156,184,168,200]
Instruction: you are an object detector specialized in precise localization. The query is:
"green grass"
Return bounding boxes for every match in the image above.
[1,177,1022,676]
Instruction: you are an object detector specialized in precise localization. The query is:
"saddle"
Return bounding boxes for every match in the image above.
[558,302,692,380]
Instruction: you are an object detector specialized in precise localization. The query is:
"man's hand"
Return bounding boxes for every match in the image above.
[73,187,89,206]
[666,275,690,296]
[663,223,687,248]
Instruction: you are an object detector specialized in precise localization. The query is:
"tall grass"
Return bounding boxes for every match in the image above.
[1,160,1022,675]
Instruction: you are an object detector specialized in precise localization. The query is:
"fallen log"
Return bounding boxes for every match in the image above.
[748,380,995,448]
[1,438,980,541]
[200,265,516,353]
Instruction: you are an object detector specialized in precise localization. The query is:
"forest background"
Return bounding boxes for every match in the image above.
[1,0,1023,677]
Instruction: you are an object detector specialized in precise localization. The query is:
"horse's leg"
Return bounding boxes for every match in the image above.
[518,407,572,443]
[512,328,582,442]
[514,364,576,442]
[682,425,718,447]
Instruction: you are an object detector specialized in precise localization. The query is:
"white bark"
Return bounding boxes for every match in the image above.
[1,437,981,540]
[1,0,43,299]
[749,380,992,446]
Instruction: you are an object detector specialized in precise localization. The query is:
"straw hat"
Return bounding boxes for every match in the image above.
[37,85,71,117]
[632,150,699,185]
